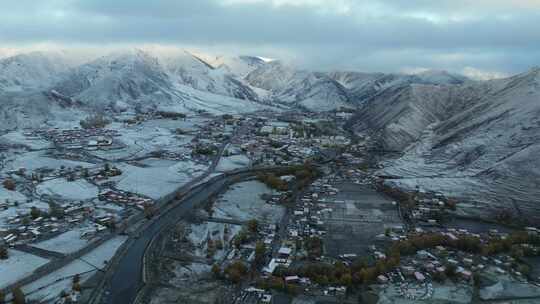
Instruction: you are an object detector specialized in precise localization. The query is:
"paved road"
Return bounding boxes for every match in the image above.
[98,132,234,304]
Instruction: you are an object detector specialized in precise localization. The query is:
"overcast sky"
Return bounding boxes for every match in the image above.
[1,0,539,78]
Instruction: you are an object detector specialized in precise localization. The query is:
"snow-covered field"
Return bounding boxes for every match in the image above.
[32,225,96,254]
[0,187,27,203]
[36,178,99,201]
[213,180,284,223]
[1,131,50,150]
[81,235,127,267]
[0,249,49,289]
[113,160,207,199]
[2,151,95,173]
[215,154,250,172]
[89,119,199,161]
[23,236,127,302]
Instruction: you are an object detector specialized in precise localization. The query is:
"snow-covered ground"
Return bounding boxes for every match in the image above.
[171,262,212,283]
[112,160,207,199]
[362,69,540,219]
[215,154,250,172]
[36,178,99,201]
[90,120,198,161]
[213,180,284,223]
[0,249,49,289]
[0,187,27,203]
[2,151,95,173]
[0,131,50,150]
[23,236,127,302]
[32,225,96,254]
[80,235,127,267]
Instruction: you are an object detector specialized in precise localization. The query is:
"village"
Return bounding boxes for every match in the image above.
[0,110,230,303]
[137,111,540,304]
[0,109,540,304]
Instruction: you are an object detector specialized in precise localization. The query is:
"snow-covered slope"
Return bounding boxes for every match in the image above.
[0,49,278,129]
[355,68,540,220]
[52,49,177,110]
[328,70,469,104]
[0,52,69,91]
[160,51,259,101]
[243,64,470,111]
[245,61,351,111]
[50,49,272,114]
[354,82,490,151]
[0,90,88,130]
[207,55,268,77]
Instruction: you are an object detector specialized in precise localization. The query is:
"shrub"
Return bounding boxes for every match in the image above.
[2,179,15,191]
[0,246,8,260]
[247,219,259,234]
[304,237,323,259]
[143,204,156,219]
[257,173,288,191]
[156,111,186,119]
[30,207,42,220]
[72,282,82,292]
[12,287,25,304]
[225,261,248,284]
[211,264,222,279]
[49,204,65,219]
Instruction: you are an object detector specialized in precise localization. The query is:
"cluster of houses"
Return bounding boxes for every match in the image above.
[227,115,350,167]
[0,200,116,249]
[376,225,540,296]
[409,194,457,226]
[98,189,153,211]
[24,127,119,149]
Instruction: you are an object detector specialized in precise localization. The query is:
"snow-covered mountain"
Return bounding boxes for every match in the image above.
[244,65,470,111]
[352,68,540,221]
[52,49,176,109]
[0,51,70,91]
[159,51,259,101]
[49,49,274,114]
[207,55,269,77]
[245,61,352,111]
[0,49,472,114]
[328,70,469,103]
[0,49,279,129]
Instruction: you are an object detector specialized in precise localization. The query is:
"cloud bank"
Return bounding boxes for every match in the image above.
[1,0,539,76]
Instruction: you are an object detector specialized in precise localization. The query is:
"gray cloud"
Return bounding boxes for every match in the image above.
[0,0,538,76]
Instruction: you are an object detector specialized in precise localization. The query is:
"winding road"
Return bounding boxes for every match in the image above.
[100,171,253,304]
[89,132,233,304]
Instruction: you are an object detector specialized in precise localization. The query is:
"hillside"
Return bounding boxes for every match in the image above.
[353,68,540,221]
[0,51,70,92]
[245,61,352,111]
[159,51,259,101]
